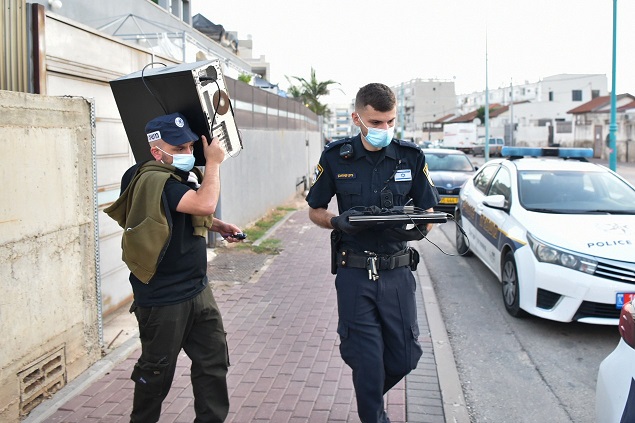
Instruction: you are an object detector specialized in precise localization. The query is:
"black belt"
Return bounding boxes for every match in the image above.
[337,249,414,271]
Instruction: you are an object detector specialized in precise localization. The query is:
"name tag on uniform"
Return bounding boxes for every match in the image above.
[395,169,412,182]
[337,173,356,179]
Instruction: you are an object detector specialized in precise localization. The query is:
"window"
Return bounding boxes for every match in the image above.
[556,121,572,133]
[474,165,500,194]
[592,90,600,99]
[549,91,554,102]
[488,168,512,207]
[572,90,583,101]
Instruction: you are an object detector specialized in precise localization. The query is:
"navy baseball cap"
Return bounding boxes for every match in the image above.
[145,112,198,146]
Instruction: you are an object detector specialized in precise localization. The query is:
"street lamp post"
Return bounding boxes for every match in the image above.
[484,29,490,161]
[609,0,618,171]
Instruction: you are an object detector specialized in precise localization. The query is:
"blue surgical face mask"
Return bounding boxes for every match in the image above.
[157,147,195,172]
[357,114,395,148]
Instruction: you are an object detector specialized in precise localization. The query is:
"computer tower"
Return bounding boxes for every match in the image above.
[110,60,243,166]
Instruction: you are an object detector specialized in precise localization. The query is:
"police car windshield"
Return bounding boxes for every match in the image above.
[426,154,473,172]
[518,170,635,214]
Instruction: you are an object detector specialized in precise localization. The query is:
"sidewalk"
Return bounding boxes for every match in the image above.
[25,204,468,423]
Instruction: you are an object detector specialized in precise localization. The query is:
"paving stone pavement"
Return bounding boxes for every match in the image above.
[28,205,461,423]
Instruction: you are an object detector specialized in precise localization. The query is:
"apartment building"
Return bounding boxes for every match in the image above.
[324,102,355,142]
[392,79,457,143]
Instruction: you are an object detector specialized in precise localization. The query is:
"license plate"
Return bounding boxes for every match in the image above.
[616,293,635,309]
[439,197,458,204]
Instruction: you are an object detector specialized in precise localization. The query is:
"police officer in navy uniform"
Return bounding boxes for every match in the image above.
[306,83,439,423]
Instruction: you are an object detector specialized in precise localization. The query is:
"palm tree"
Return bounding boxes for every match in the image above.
[285,83,304,100]
[286,67,341,117]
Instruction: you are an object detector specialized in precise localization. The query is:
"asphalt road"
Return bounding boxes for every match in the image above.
[420,222,621,423]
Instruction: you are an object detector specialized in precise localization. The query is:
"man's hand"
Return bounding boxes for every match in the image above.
[330,210,366,235]
[202,135,224,165]
[216,221,244,243]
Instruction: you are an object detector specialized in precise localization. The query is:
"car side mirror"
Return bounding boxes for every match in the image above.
[483,194,508,210]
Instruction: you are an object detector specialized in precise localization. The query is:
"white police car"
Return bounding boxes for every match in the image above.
[455,147,635,324]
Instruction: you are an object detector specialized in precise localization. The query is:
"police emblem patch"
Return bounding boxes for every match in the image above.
[423,163,435,186]
[313,163,323,185]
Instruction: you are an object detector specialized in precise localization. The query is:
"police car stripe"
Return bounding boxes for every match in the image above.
[462,206,525,252]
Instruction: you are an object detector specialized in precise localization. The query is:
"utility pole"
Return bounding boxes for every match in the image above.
[485,29,490,161]
[510,80,515,146]
[609,0,618,171]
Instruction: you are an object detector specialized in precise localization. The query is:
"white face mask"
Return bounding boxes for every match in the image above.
[156,147,195,172]
[357,114,395,148]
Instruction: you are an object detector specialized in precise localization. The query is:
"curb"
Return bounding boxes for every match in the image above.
[252,207,301,246]
[415,248,471,423]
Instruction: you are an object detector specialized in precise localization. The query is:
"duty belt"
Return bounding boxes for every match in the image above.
[337,248,418,281]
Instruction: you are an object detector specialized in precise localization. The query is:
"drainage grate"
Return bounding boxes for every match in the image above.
[18,346,67,416]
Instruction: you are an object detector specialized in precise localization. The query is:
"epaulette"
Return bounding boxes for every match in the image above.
[394,138,421,151]
[324,137,353,151]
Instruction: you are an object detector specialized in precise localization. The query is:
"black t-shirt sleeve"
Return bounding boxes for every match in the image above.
[163,178,190,211]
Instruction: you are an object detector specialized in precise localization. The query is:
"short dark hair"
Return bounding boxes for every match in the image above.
[355,83,396,112]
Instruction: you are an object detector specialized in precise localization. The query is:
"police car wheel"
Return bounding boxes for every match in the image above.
[454,210,472,256]
[501,251,526,317]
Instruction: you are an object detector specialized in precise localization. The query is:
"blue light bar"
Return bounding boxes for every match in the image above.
[501,146,593,158]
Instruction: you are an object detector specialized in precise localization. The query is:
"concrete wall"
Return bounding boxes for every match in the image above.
[219,129,321,227]
[0,91,100,422]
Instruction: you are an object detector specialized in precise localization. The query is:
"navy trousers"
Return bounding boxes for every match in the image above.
[335,266,423,423]
[129,284,229,423]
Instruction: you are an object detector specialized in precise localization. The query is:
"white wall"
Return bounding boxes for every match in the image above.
[539,74,608,103]
[219,129,322,228]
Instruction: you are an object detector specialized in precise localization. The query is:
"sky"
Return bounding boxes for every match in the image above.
[193,0,635,106]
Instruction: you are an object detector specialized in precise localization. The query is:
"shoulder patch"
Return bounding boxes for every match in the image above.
[423,163,435,186]
[313,163,323,185]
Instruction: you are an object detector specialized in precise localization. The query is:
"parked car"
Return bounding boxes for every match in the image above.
[429,139,444,149]
[422,148,477,213]
[455,146,635,324]
[473,137,505,157]
[596,299,635,422]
